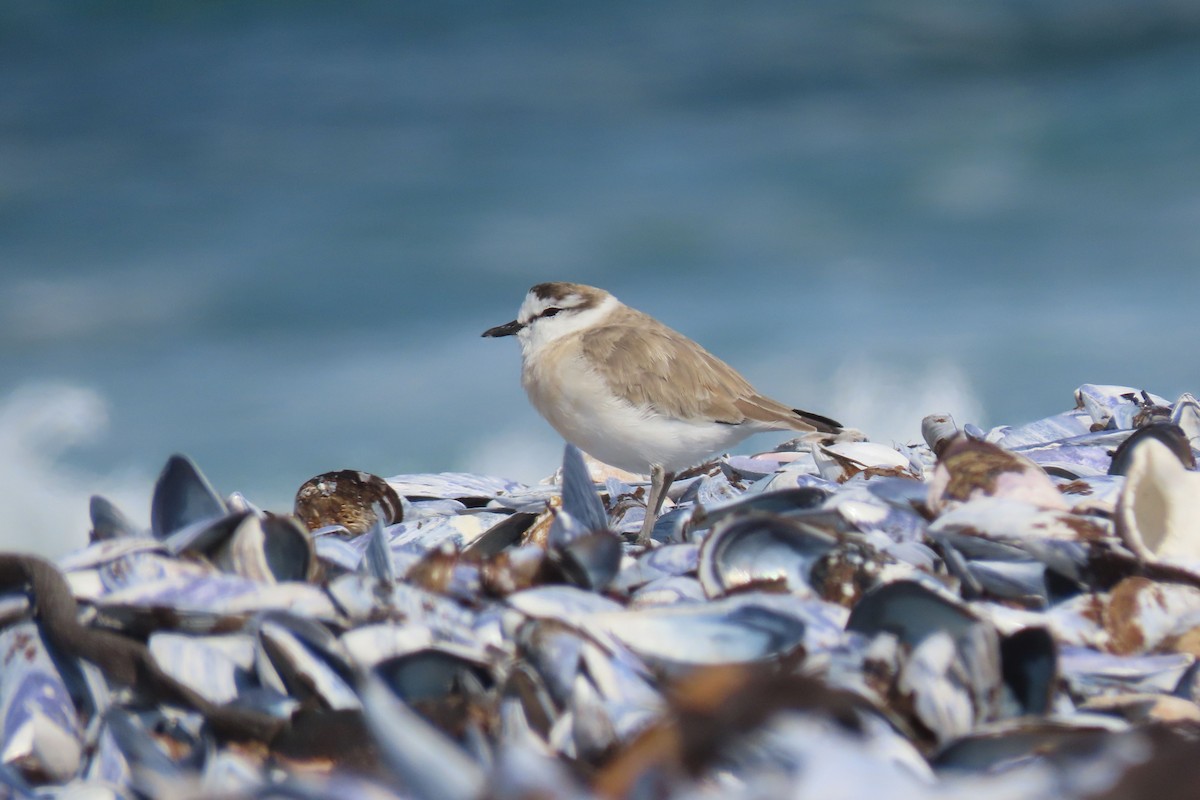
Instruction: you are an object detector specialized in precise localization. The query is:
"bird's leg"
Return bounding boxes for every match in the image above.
[636,464,675,546]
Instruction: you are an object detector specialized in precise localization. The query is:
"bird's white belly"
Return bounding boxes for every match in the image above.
[522,352,754,473]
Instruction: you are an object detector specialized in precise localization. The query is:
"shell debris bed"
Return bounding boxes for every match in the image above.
[4,383,1200,797]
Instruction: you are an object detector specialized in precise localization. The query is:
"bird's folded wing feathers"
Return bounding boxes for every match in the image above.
[579,317,828,432]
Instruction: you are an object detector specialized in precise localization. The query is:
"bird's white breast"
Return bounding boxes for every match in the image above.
[521,339,756,473]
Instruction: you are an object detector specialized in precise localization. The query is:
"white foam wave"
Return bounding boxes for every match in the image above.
[0,383,150,558]
[829,358,986,445]
[463,424,564,486]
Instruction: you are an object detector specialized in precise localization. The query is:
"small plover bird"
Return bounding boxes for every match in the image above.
[483,282,843,544]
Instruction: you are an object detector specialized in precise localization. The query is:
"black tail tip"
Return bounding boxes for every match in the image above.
[793,409,843,434]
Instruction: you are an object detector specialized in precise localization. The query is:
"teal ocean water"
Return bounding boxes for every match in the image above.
[3,2,1199,555]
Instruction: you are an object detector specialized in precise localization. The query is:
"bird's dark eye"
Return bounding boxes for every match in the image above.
[542,307,562,318]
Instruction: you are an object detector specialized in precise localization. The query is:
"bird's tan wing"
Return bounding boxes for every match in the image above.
[578,310,830,432]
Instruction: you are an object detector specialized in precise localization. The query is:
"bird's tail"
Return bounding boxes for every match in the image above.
[792,408,842,434]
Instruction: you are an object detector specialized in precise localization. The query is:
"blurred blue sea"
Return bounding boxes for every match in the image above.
[2,1,1199,555]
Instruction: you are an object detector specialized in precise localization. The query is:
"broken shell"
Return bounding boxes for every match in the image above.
[1079,693,1200,724]
[921,414,959,458]
[257,614,360,711]
[1115,438,1200,563]
[545,446,622,592]
[927,437,1068,515]
[930,497,1111,545]
[629,576,707,608]
[551,526,622,592]
[97,570,339,634]
[1077,384,1140,429]
[1109,423,1195,476]
[211,514,318,584]
[998,626,1057,716]
[690,486,831,532]
[89,495,143,541]
[358,669,486,800]
[1102,576,1200,655]
[386,511,513,552]
[822,479,929,543]
[847,579,981,649]
[1075,384,1170,430]
[813,441,917,483]
[586,595,809,673]
[463,512,538,558]
[404,547,484,602]
[809,539,895,608]
[987,409,1093,450]
[556,444,609,533]
[1011,428,1132,479]
[0,623,84,783]
[898,631,978,743]
[148,632,256,706]
[151,453,227,539]
[385,472,526,502]
[848,581,1005,748]
[479,545,548,597]
[373,645,496,741]
[362,518,396,584]
[1171,392,1200,448]
[697,512,836,598]
[931,716,1126,773]
[1059,646,1194,697]
[294,470,404,535]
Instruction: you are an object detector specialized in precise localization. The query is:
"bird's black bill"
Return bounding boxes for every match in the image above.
[482,319,523,337]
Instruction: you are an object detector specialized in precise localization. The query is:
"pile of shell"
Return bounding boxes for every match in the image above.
[5,383,1200,799]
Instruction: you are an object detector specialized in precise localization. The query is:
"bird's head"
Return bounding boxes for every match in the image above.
[482,282,617,355]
